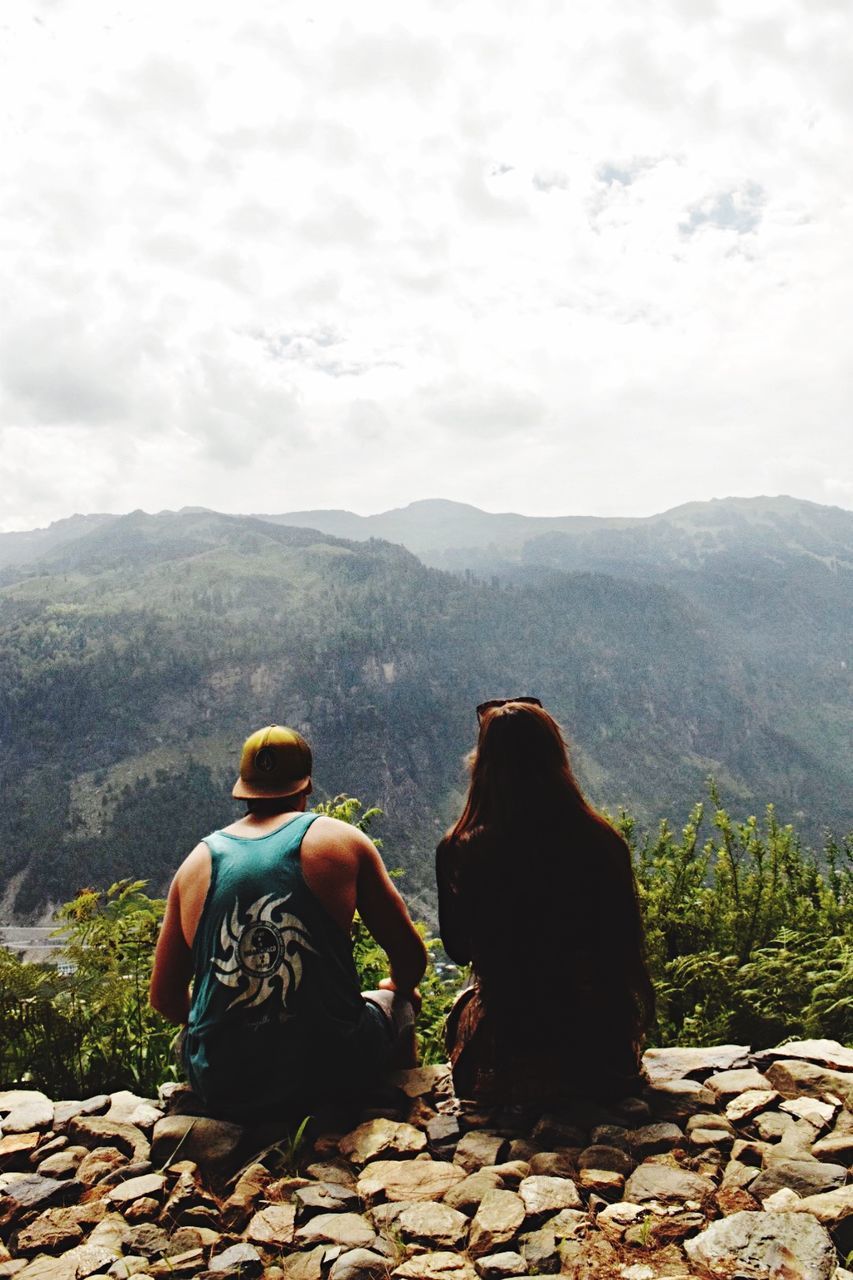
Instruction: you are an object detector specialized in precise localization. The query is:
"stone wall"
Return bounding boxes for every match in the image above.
[2,1040,853,1279]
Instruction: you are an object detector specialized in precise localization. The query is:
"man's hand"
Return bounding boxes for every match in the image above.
[378,975,422,1016]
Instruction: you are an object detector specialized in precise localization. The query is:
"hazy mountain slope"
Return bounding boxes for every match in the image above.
[0,514,117,570]
[2,507,847,921]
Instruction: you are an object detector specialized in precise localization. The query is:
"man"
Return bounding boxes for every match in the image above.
[150,724,427,1118]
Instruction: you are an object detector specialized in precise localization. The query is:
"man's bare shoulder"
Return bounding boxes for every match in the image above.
[306,815,374,854]
[174,841,212,889]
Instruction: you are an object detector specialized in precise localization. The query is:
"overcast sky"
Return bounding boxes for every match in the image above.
[1,0,851,531]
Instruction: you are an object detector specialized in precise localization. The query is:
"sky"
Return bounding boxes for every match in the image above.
[1,0,851,531]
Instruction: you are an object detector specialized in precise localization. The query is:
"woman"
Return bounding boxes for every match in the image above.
[436,698,655,1105]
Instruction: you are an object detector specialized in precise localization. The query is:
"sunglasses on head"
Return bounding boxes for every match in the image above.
[476,696,543,723]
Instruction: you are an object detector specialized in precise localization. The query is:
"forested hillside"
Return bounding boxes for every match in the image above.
[0,503,850,919]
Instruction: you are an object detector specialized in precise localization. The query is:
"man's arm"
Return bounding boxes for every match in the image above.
[355,837,428,997]
[150,841,210,1024]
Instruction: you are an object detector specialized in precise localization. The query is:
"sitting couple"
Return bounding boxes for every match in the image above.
[150,701,655,1117]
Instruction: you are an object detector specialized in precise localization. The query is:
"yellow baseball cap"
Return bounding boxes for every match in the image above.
[232,725,313,799]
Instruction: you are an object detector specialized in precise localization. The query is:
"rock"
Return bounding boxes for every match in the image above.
[628,1123,682,1158]
[36,1149,86,1180]
[725,1088,780,1124]
[75,1148,126,1186]
[812,1134,853,1164]
[443,1170,504,1215]
[247,1204,297,1246]
[527,1151,576,1178]
[104,1092,163,1132]
[328,1249,392,1280]
[0,1092,52,1115]
[483,1161,529,1189]
[557,1232,620,1276]
[721,1159,759,1191]
[764,1187,802,1210]
[752,1039,853,1072]
[126,1222,169,1257]
[705,1067,773,1100]
[623,1163,715,1205]
[715,1186,759,1215]
[279,1245,328,1280]
[398,1200,469,1249]
[388,1067,453,1098]
[519,1226,560,1272]
[1,1100,54,1135]
[150,1116,243,1178]
[426,1115,460,1153]
[473,1252,527,1279]
[596,1201,646,1241]
[208,1242,263,1276]
[0,1175,72,1226]
[294,1182,359,1221]
[87,1214,131,1253]
[646,1079,717,1122]
[576,1168,623,1198]
[690,1127,734,1150]
[577,1144,634,1175]
[530,1116,587,1148]
[782,1184,853,1227]
[51,1098,109,1131]
[765,1060,853,1108]
[305,1161,356,1187]
[755,1110,800,1142]
[358,1159,465,1207]
[370,1199,415,1230]
[687,1113,734,1135]
[517,1176,582,1224]
[221,1162,270,1228]
[781,1096,839,1128]
[14,1246,118,1278]
[468,1189,525,1257]
[641,1045,750,1085]
[14,1207,84,1255]
[0,1134,42,1164]
[107,1260,150,1278]
[105,1173,166,1205]
[296,1212,376,1250]
[731,1139,770,1166]
[339,1119,426,1165]
[392,1252,476,1280]
[67,1117,149,1163]
[684,1208,837,1279]
[453,1133,509,1173]
[749,1157,847,1201]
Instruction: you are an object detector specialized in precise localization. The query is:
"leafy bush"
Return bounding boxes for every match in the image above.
[622,788,853,1047]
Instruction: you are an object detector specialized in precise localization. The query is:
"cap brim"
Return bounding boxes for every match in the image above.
[232,774,311,800]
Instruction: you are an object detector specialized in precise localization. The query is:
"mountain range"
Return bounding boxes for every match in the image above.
[0,495,850,921]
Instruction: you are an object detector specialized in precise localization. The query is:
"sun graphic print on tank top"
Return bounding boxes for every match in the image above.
[212,891,318,1013]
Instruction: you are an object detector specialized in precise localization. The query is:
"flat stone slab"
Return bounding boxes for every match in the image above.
[725,1088,779,1123]
[517,1176,582,1223]
[642,1045,750,1084]
[781,1185,853,1227]
[339,1118,426,1165]
[750,1157,848,1202]
[105,1173,166,1205]
[246,1203,297,1246]
[393,1251,477,1280]
[398,1200,469,1249]
[295,1212,376,1250]
[705,1068,772,1100]
[684,1209,837,1279]
[751,1039,853,1072]
[623,1163,715,1205]
[468,1189,525,1257]
[387,1067,453,1098]
[358,1159,465,1206]
[765,1060,853,1108]
[1,1101,55,1134]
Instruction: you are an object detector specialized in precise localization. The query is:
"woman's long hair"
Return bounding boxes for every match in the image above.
[446,701,655,1048]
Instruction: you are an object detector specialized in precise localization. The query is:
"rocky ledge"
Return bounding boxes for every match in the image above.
[2,1039,853,1280]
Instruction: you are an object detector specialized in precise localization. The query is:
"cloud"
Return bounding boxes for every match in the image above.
[0,0,851,529]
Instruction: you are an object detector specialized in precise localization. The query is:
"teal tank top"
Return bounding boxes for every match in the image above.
[185,812,389,1116]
